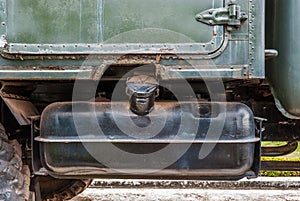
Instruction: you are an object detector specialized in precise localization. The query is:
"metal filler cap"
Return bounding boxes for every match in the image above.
[126,75,158,116]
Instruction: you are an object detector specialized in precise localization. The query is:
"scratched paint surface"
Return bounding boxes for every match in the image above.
[7,0,100,43]
[6,0,221,44]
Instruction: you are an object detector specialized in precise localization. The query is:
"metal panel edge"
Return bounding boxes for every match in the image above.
[0,0,7,47]
[248,0,265,78]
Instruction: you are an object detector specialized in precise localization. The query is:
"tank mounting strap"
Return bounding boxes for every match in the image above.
[34,137,260,144]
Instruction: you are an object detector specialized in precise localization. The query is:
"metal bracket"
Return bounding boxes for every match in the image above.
[30,115,48,176]
[195,2,248,29]
[265,49,278,60]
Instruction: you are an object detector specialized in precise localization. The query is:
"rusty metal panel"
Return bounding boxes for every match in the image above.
[1,97,39,125]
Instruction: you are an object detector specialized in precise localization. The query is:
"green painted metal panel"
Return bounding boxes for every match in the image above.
[7,0,100,43]
[6,0,222,44]
[266,0,300,119]
[0,0,267,81]
[102,0,218,43]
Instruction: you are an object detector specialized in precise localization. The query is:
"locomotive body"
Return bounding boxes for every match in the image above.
[0,0,298,200]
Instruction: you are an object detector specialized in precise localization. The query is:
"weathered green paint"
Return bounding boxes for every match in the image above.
[7,0,100,43]
[102,0,218,43]
[7,0,220,44]
[266,0,300,119]
[0,0,267,81]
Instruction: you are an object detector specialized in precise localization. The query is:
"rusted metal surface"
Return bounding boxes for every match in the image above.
[0,85,40,125]
[261,141,298,157]
[1,97,39,125]
[0,63,248,81]
[261,161,300,171]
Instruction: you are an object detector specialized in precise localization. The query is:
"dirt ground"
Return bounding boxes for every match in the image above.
[72,188,300,201]
[71,178,300,201]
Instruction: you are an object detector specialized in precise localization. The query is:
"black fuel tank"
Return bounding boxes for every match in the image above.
[37,102,260,179]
